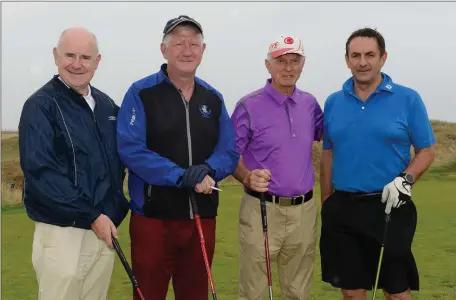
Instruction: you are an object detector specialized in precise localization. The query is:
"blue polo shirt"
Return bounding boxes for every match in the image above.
[323,73,435,192]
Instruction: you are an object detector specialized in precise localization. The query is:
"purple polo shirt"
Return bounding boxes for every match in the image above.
[231,79,323,197]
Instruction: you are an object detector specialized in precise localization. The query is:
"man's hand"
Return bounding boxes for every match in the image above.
[195,175,216,194]
[91,214,117,248]
[182,164,212,188]
[381,177,412,214]
[245,169,271,192]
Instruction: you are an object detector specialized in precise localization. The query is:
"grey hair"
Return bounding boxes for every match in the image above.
[266,53,305,63]
[162,24,204,45]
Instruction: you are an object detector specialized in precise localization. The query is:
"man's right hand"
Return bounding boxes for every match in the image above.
[195,175,216,194]
[181,164,212,188]
[91,214,117,248]
[244,169,271,192]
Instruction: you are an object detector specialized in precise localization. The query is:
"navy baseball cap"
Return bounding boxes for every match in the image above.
[163,15,203,35]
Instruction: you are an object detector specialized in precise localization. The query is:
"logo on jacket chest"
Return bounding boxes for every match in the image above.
[199,104,212,118]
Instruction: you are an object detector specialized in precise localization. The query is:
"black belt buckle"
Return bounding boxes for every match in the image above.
[274,195,302,206]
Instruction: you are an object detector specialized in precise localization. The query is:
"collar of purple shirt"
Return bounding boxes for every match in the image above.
[264,78,298,105]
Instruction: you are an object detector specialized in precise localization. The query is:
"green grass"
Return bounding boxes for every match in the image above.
[2,179,456,300]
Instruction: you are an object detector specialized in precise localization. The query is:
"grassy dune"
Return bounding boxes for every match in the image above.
[2,119,456,206]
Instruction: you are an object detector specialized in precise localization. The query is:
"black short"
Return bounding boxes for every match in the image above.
[319,190,419,294]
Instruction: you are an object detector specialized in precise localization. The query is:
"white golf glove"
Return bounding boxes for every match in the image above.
[381,176,412,214]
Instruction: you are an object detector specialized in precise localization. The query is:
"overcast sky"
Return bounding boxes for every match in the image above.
[2,1,456,130]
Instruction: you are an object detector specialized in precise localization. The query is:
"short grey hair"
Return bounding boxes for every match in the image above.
[162,24,204,45]
[266,53,305,62]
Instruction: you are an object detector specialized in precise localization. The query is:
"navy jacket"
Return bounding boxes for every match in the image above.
[117,64,240,219]
[19,75,130,229]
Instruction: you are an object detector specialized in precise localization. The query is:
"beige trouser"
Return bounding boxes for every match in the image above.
[238,192,318,300]
[32,222,115,300]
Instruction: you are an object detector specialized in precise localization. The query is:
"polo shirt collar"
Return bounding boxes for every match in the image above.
[342,72,395,94]
[264,78,298,105]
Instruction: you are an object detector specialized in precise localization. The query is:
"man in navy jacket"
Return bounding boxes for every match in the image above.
[19,27,129,300]
[117,15,239,300]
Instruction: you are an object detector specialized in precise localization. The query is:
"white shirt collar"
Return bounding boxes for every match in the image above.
[58,76,91,97]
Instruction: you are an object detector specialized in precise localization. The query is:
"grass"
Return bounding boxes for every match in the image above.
[2,179,456,300]
[2,122,456,299]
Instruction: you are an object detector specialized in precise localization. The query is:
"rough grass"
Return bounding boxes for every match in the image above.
[1,182,22,207]
[2,180,456,300]
[2,121,456,299]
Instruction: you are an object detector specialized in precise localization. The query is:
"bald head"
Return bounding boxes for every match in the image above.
[57,27,99,54]
[53,27,102,96]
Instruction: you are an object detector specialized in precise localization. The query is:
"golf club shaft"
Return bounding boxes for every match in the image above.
[190,191,217,300]
[112,236,146,300]
[194,212,217,300]
[372,246,385,299]
[372,214,391,300]
[260,193,273,300]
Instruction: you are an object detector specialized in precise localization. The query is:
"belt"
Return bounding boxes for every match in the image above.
[334,190,383,199]
[246,189,313,206]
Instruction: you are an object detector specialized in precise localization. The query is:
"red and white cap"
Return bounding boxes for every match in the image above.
[267,35,305,59]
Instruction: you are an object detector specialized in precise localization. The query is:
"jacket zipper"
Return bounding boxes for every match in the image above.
[82,98,114,193]
[91,111,114,188]
[165,78,195,219]
[178,89,194,219]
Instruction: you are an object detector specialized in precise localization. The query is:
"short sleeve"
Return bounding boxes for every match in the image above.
[322,99,332,150]
[314,100,324,141]
[408,93,435,150]
[230,102,252,155]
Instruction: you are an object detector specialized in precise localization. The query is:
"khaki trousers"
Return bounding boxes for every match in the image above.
[32,222,115,300]
[238,192,317,300]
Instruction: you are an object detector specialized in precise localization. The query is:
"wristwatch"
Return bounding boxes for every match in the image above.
[399,172,415,186]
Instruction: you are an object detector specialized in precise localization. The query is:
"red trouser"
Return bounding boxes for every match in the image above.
[129,212,216,300]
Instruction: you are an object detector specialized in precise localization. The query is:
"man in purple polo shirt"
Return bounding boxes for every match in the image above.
[231,35,323,300]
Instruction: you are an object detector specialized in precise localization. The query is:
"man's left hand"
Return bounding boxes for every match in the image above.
[381,177,412,214]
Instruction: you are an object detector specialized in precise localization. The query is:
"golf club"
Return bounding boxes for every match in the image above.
[260,192,273,300]
[372,213,391,300]
[189,191,217,300]
[112,236,146,300]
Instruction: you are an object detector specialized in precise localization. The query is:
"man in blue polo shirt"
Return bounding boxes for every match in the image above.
[319,27,435,300]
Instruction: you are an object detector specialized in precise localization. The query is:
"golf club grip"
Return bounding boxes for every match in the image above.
[260,193,268,233]
[259,193,273,296]
[381,214,391,246]
[112,236,139,288]
[189,189,199,215]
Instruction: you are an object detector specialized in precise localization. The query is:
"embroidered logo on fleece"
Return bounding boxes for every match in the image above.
[199,104,211,118]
